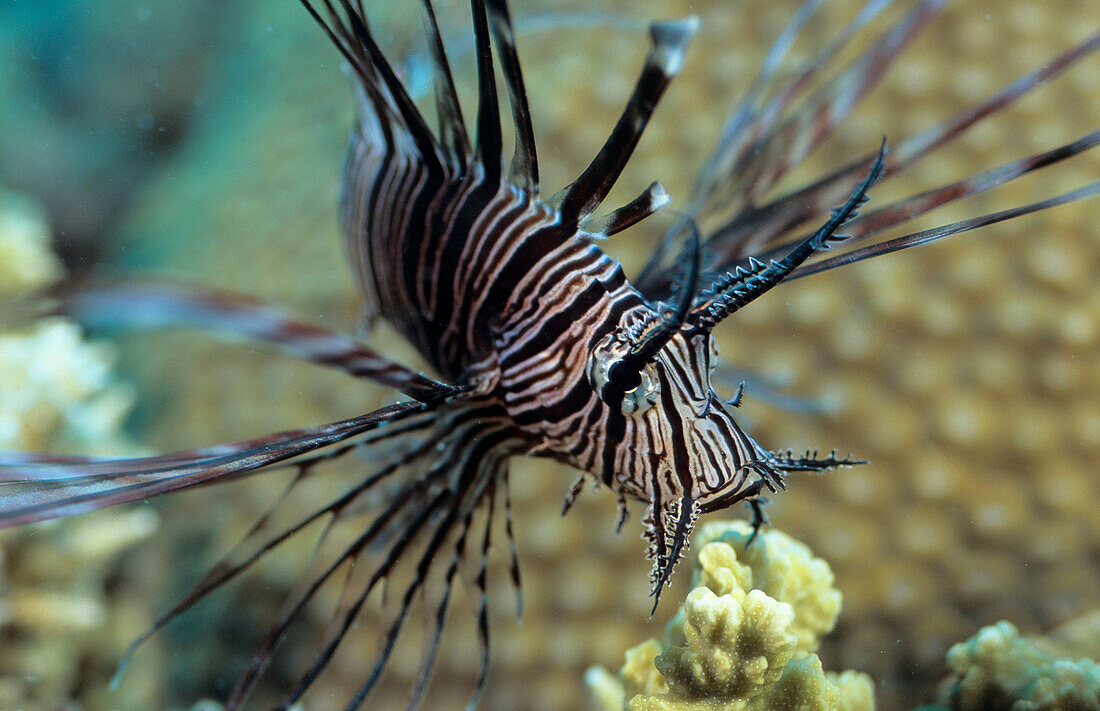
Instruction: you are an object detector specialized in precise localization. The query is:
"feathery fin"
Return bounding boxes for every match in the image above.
[693,0,895,218]
[470,0,503,182]
[719,28,1100,270]
[840,129,1100,247]
[692,140,887,330]
[0,403,427,529]
[789,178,1100,281]
[486,0,540,193]
[645,495,699,614]
[419,0,471,161]
[635,0,929,295]
[111,439,431,691]
[554,17,699,227]
[302,1,443,165]
[36,279,459,403]
[628,220,701,364]
[584,181,670,238]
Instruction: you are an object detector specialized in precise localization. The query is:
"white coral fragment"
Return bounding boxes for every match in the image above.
[0,319,137,454]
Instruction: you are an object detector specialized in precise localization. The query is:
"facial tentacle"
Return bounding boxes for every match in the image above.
[691,139,888,331]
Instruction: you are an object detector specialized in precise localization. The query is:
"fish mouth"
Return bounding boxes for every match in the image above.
[694,461,782,514]
[695,486,753,515]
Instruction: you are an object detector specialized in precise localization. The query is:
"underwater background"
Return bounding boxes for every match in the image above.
[0,0,1097,709]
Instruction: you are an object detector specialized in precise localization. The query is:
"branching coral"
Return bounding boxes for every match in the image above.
[587,520,874,711]
[917,616,1100,711]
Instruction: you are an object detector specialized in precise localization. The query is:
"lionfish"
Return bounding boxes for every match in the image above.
[1,0,1097,708]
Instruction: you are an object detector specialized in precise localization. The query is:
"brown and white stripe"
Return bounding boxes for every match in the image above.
[1,0,1097,708]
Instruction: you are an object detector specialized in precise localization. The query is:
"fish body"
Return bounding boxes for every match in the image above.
[0,0,1097,708]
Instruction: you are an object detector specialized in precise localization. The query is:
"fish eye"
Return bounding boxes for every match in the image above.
[620,370,659,414]
[588,335,660,414]
[607,361,642,393]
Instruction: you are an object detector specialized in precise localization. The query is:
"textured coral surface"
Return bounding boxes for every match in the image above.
[0,0,1097,709]
[917,616,1100,711]
[586,521,874,711]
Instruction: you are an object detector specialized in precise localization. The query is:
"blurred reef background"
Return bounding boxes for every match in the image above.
[0,0,1097,709]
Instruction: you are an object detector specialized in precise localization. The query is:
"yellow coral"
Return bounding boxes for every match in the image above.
[587,522,874,711]
[623,639,670,698]
[827,671,875,711]
[588,638,670,710]
[657,586,798,700]
[0,190,62,296]
[693,521,843,652]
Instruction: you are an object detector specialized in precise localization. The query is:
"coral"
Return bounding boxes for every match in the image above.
[0,188,136,455]
[0,319,139,454]
[691,521,842,653]
[1040,610,1100,661]
[917,616,1100,711]
[587,521,874,711]
[0,189,62,295]
[0,190,156,709]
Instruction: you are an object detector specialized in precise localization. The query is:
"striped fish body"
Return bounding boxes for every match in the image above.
[342,107,776,512]
[314,0,1003,612]
[342,129,569,382]
[1,1,1096,708]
